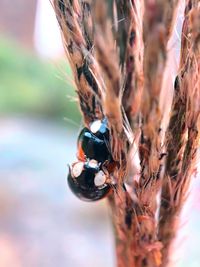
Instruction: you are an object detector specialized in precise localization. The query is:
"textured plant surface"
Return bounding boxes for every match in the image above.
[53,1,200,266]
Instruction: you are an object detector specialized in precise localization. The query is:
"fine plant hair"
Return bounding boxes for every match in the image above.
[53,1,200,267]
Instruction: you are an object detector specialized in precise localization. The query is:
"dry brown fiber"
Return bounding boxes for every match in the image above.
[53,1,200,266]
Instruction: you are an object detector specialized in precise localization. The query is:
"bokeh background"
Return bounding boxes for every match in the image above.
[0,1,199,267]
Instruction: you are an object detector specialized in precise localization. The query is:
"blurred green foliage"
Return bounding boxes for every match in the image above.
[0,38,81,126]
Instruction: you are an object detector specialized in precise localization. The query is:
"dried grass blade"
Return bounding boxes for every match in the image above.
[53,0,103,124]
[159,1,200,265]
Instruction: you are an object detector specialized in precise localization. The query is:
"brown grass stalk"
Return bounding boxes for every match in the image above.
[122,0,144,127]
[53,1,200,267]
[130,1,181,266]
[54,0,104,125]
[159,1,200,266]
[139,0,180,208]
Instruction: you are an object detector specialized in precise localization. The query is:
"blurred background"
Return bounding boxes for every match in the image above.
[0,1,199,267]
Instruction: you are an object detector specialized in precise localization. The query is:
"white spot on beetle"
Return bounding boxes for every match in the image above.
[94,171,106,187]
[72,162,84,178]
[88,159,99,168]
[90,120,102,133]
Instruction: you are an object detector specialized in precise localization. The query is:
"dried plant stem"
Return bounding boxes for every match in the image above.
[122,0,144,126]
[139,0,180,210]
[54,0,104,125]
[129,2,180,266]
[158,74,187,266]
[159,1,200,266]
[53,1,200,267]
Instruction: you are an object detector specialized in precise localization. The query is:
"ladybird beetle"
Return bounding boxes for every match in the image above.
[67,160,111,201]
[89,118,109,140]
[68,119,115,201]
[77,119,111,162]
[77,129,111,162]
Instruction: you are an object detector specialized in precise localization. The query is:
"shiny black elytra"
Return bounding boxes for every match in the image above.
[77,118,111,163]
[67,162,110,201]
[68,119,113,202]
[77,129,111,163]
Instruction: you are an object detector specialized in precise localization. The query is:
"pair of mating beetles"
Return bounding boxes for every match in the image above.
[67,119,116,201]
